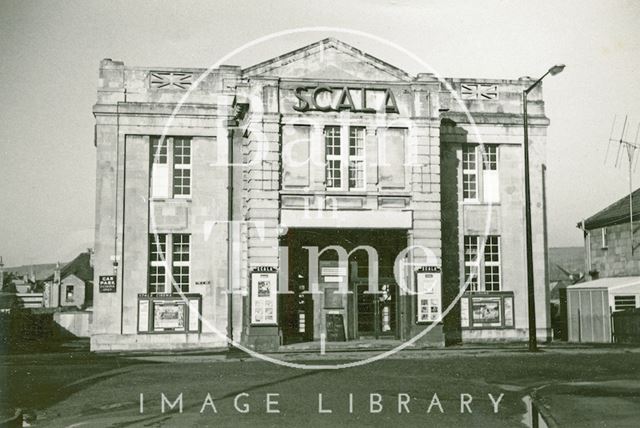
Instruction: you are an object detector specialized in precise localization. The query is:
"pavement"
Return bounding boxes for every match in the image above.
[1,343,639,427]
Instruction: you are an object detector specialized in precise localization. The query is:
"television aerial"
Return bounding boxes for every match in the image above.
[605,115,640,253]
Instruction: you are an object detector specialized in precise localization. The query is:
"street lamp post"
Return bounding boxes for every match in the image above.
[523,64,565,352]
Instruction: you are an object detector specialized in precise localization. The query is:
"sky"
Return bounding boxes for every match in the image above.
[1,0,639,266]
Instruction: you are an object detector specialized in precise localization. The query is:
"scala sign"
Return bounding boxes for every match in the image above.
[293,86,400,114]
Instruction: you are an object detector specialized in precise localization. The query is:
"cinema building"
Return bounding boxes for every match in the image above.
[91,38,551,351]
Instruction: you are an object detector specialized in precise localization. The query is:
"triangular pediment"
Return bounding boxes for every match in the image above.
[243,38,413,82]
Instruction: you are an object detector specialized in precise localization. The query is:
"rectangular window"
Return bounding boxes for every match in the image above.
[65,285,74,303]
[173,137,191,197]
[614,295,637,311]
[379,128,406,189]
[326,125,371,190]
[462,145,478,200]
[463,235,501,292]
[462,145,500,202]
[151,138,169,199]
[325,126,342,189]
[149,234,167,294]
[348,127,366,189]
[150,136,192,199]
[148,233,190,294]
[464,236,480,291]
[482,145,499,203]
[172,234,190,293]
[601,227,608,250]
[484,236,501,291]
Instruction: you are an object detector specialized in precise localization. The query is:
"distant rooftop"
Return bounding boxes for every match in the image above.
[45,252,93,283]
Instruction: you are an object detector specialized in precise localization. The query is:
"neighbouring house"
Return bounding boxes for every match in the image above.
[13,277,43,309]
[44,251,94,310]
[567,190,640,342]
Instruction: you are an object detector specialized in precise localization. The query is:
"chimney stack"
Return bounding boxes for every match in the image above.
[54,261,61,285]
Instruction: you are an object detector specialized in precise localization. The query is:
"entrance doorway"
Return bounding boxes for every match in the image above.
[280,228,407,344]
[355,281,398,339]
[279,282,313,345]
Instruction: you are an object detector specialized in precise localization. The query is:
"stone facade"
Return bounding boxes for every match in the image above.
[586,223,640,277]
[91,38,551,351]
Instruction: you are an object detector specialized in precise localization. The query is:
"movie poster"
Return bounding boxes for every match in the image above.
[251,270,277,325]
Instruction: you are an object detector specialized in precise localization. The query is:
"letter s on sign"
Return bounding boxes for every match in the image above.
[293,87,310,112]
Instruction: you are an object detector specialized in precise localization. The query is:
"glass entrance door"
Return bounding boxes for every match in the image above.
[280,282,313,345]
[356,283,376,337]
[355,281,397,338]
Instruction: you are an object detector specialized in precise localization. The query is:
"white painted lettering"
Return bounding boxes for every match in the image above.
[370,393,383,413]
[398,393,411,413]
[488,393,504,413]
[318,393,332,414]
[266,393,280,414]
[161,393,183,413]
[234,393,250,413]
[200,393,218,413]
[460,393,473,413]
[427,393,444,413]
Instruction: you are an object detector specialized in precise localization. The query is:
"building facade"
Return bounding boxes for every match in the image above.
[579,188,640,279]
[91,38,551,351]
[44,252,94,310]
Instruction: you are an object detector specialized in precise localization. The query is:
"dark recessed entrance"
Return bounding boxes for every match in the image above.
[279,228,407,344]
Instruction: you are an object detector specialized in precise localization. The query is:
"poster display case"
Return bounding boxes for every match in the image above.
[137,294,201,333]
[460,291,515,329]
[250,267,278,325]
[415,266,442,323]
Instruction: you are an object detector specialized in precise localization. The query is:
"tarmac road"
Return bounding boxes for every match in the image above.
[2,344,639,427]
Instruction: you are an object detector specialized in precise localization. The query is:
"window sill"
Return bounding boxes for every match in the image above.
[462,201,501,206]
[150,197,192,203]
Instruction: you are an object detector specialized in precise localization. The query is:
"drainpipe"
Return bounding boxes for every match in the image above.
[227,120,235,347]
[115,84,127,334]
[578,219,591,278]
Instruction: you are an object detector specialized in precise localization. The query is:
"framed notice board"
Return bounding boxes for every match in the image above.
[251,268,278,325]
[416,266,442,323]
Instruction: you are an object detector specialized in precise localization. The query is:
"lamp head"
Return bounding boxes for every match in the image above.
[549,64,566,76]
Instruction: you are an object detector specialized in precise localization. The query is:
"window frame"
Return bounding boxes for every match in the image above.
[613,295,637,311]
[324,126,342,190]
[171,234,190,293]
[601,227,608,250]
[150,136,192,200]
[463,235,502,292]
[348,126,366,190]
[462,145,478,201]
[148,233,191,295]
[325,125,367,191]
[483,236,501,291]
[464,236,480,291]
[172,137,192,198]
[65,284,74,303]
[462,144,500,203]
